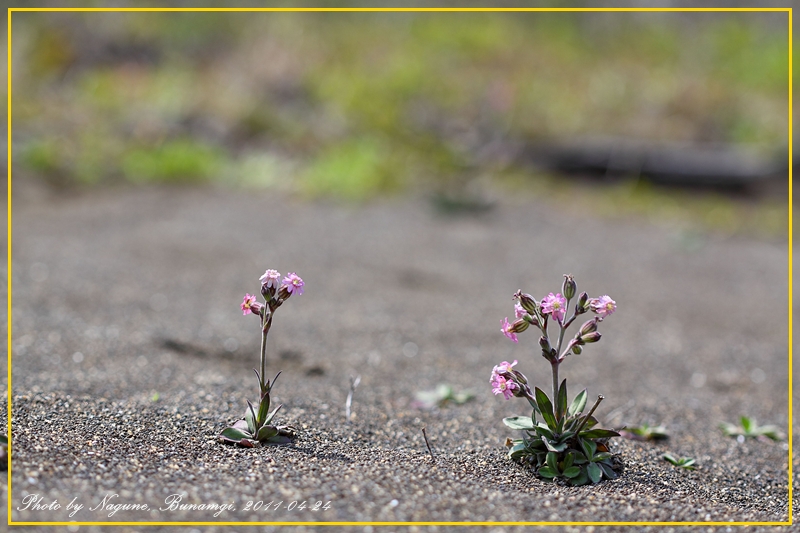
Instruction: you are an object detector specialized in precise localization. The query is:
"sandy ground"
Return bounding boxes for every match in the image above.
[1,183,796,531]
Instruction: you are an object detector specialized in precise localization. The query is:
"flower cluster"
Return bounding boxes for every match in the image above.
[240,270,305,317]
[490,360,528,400]
[493,275,620,486]
[502,280,615,356]
[220,269,305,447]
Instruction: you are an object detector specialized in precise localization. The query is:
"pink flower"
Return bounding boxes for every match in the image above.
[240,293,258,315]
[501,317,518,343]
[491,375,517,400]
[541,292,567,323]
[514,302,527,319]
[590,295,616,317]
[259,269,281,289]
[491,360,518,380]
[282,272,305,295]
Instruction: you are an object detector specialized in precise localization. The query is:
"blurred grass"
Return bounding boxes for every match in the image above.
[10,11,792,237]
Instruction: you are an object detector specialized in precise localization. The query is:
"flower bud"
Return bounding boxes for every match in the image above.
[259,269,282,297]
[579,318,599,336]
[277,285,292,301]
[509,318,529,334]
[261,283,276,299]
[562,274,576,300]
[511,369,528,385]
[523,313,539,327]
[580,331,602,344]
[539,336,551,353]
[576,292,589,314]
[512,383,529,398]
[572,344,582,354]
[514,290,538,314]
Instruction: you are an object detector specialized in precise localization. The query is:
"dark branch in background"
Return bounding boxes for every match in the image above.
[521,137,787,193]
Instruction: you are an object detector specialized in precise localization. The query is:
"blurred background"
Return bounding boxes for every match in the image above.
[6,3,793,238]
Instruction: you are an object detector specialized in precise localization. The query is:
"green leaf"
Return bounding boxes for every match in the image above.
[245,401,257,434]
[542,437,568,453]
[759,427,783,441]
[568,468,589,486]
[534,387,557,430]
[580,428,620,439]
[546,451,559,473]
[571,454,588,465]
[562,452,575,470]
[219,427,253,443]
[662,453,696,469]
[257,391,271,427]
[267,371,282,393]
[452,391,475,404]
[0,435,7,445]
[263,434,293,445]
[556,379,568,420]
[503,416,536,431]
[625,424,669,440]
[538,466,557,479]
[740,416,753,433]
[599,462,618,479]
[581,438,597,460]
[263,404,283,426]
[232,419,249,432]
[582,416,598,430]
[562,466,581,478]
[568,389,588,416]
[592,452,613,462]
[509,442,529,460]
[436,383,454,399]
[587,462,602,483]
[534,423,555,441]
[256,425,279,441]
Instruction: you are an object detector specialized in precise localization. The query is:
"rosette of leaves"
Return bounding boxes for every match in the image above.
[219,372,297,447]
[504,381,620,486]
[414,383,475,409]
[620,423,669,441]
[720,416,783,442]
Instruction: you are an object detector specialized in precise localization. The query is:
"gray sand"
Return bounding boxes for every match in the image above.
[2,184,795,531]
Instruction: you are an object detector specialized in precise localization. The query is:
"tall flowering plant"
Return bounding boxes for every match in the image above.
[492,275,620,485]
[219,270,305,447]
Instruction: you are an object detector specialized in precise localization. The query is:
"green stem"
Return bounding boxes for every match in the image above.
[551,361,559,404]
[554,295,572,356]
[260,312,272,391]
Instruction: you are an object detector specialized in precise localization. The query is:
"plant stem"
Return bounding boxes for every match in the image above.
[552,296,572,400]
[554,294,572,357]
[260,312,272,391]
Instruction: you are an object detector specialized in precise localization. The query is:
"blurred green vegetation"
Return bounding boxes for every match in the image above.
[10,11,792,237]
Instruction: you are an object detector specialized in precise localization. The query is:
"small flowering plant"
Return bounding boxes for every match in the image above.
[493,275,620,486]
[218,270,305,447]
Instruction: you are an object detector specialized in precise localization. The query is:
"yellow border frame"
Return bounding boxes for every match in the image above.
[5,6,793,528]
